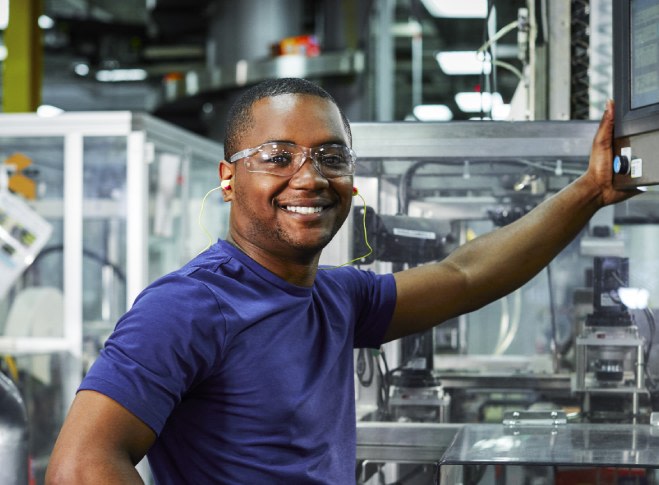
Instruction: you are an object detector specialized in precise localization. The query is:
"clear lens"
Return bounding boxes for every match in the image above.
[243,142,355,177]
[312,145,355,177]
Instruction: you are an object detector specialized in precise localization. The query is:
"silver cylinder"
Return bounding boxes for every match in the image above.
[0,373,29,485]
[207,0,304,65]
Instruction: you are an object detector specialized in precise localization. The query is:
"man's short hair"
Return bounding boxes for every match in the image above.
[223,78,352,160]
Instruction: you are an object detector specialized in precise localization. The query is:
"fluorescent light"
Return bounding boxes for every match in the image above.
[37,105,64,117]
[0,0,8,30]
[436,51,491,75]
[455,92,503,113]
[420,0,488,18]
[74,63,90,76]
[95,68,148,82]
[413,104,453,121]
[0,0,9,30]
[38,15,55,29]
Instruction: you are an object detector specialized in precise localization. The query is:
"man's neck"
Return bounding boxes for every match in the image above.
[226,235,320,287]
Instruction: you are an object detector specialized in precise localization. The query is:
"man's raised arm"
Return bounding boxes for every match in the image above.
[386,100,640,342]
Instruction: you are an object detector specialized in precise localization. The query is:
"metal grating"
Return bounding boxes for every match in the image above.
[570,0,591,119]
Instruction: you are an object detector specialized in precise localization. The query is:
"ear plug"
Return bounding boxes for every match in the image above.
[352,187,359,196]
[220,180,231,190]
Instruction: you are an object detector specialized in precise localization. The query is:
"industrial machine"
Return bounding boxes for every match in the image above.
[574,256,649,423]
[613,0,659,188]
[347,118,659,483]
[0,112,224,482]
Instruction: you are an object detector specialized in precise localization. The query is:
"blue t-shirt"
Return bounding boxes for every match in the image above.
[80,240,396,484]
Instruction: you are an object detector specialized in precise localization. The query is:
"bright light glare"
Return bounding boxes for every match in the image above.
[455,92,503,113]
[95,68,148,82]
[38,15,55,29]
[436,51,491,75]
[37,105,64,117]
[0,45,7,61]
[420,0,488,18]
[0,0,8,30]
[413,104,453,121]
[74,63,90,76]
[618,287,650,310]
[492,103,511,120]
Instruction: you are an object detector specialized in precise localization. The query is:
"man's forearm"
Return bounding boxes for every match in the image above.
[445,174,602,312]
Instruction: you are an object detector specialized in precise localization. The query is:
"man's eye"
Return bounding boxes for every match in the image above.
[264,153,293,166]
[320,155,347,167]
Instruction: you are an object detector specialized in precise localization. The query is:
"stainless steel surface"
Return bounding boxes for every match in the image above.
[547,0,572,120]
[614,130,659,189]
[435,371,571,391]
[357,421,659,469]
[162,51,365,102]
[351,120,598,160]
[356,422,461,463]
[0,373,28,485]
[440,423,659,467]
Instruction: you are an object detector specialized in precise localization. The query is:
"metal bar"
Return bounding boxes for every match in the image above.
[351,121,599,160]
[374,0,395,121]
[63,132,84,414]
[0,112,134,137]
[548,0,572,119]
[126,131,148,305]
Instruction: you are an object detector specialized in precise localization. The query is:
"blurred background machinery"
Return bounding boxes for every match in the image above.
[3,0,659,484]
[345,119,659,484]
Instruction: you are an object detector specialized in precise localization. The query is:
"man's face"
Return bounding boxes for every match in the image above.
[226,93,353,261]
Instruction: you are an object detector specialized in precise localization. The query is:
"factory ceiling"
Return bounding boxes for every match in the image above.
[15,0,527,137]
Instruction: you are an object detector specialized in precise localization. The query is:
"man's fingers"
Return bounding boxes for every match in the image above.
[593,99,615,149]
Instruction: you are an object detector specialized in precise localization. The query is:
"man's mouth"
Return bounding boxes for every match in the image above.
[284,206,324,215]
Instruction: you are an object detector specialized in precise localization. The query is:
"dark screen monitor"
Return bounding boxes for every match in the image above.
[613,0,659,188]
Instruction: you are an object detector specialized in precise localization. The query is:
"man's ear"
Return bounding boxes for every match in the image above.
[219,160,234,201]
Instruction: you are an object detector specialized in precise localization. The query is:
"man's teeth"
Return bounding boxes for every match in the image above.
[285,206,323,214]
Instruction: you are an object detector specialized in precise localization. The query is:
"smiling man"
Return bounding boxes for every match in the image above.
[46,78,638,484]
[221,87,355,284]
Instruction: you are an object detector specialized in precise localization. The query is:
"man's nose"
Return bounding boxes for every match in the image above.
[290,155,327,186]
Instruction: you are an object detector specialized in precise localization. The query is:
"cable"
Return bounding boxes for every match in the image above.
[493,294,510,353]
[494,289,522,355]
[29,245,126,283]
[493,60,524,83]
[356,348,374,387]
[397,158,586,213]
[477,20,519,55]
[198,185,222,253]
[198,186,373,268]
[2,355,19,382]
[546,264,560,371]
[517,158,584,176]
[606,271,657,389]
[376,349,391,418]
[480,1,496,117]
[643,307,657,390]
[321,192,373,269]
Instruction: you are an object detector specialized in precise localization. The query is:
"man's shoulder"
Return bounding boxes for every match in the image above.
[316,265,395,297]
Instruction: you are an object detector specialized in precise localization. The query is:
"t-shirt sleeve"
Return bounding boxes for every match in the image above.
[349,269,397,348]
[79,272,225,435]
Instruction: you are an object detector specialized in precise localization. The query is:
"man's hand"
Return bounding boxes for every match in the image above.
[583,99,643,207]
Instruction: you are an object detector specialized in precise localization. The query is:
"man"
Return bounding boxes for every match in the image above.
[46,78,637,484]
